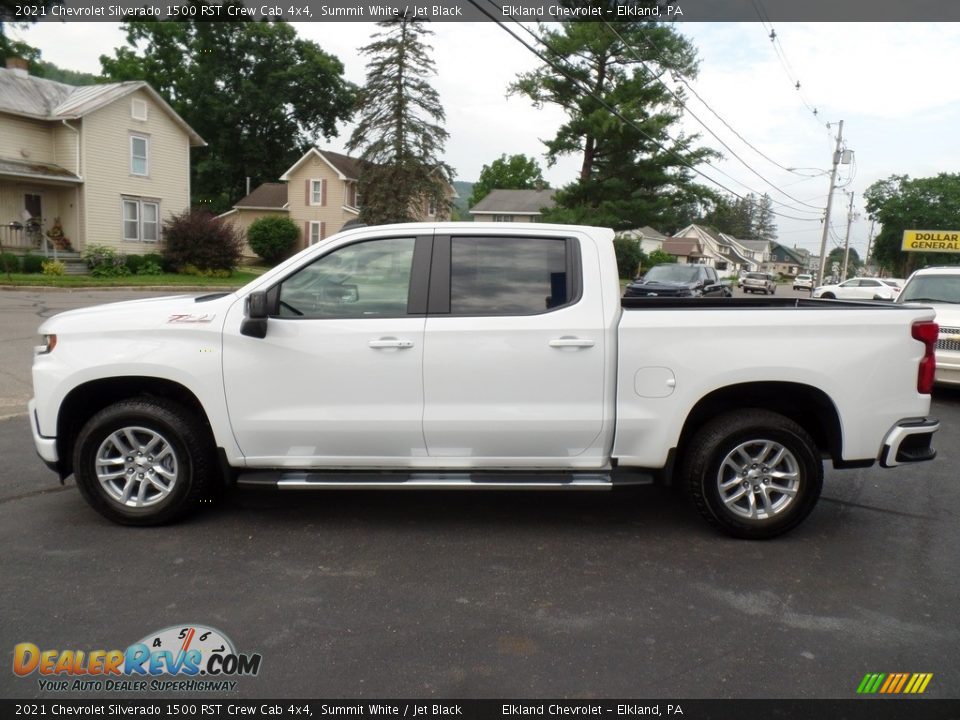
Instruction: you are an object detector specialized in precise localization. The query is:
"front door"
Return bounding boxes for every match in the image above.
[222,234,430,467]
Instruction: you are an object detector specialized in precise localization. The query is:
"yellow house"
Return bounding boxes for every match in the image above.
[0,59,204,256]
[222,147,455,258]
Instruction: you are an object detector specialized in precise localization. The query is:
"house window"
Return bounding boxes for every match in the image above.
[428,198,437,216]
[346,182,361,209]
[131,99,148,121]
[310,179,324,205]
[130,135,149,176]
[492,215,514,222]
[309,221,322,246]
[123,198,160,242]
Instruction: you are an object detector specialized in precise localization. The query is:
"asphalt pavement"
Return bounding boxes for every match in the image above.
[1,287,957,701]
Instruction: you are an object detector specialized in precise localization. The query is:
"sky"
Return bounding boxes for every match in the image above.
[13,20,960,260]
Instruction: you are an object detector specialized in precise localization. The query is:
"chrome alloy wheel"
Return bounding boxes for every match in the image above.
[94,427,179,508]
[716,440,800,521]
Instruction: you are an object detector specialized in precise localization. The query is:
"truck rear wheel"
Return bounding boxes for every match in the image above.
[682,410,823,539]
[73,398,215,525]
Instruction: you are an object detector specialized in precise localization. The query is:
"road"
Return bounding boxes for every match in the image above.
[1,287,957,701]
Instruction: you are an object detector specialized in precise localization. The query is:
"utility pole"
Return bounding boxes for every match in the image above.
[865,218,876,274]
[817,120,844,283]
[842,190,855,280]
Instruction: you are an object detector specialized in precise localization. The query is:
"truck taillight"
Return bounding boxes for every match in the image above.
[912,321,938,394]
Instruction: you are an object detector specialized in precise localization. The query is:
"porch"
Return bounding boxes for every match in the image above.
[0,159,83,258]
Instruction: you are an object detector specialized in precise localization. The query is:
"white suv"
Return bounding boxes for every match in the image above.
[793,274,814,291]
[897,266,960,386]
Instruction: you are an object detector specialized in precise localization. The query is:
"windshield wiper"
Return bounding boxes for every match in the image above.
[903,297,960,304]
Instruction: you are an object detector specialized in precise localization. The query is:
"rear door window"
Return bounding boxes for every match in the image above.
[446,236,576,316]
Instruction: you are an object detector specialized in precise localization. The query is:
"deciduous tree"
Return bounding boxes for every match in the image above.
[468,154,547,208]
[864,173,960,275]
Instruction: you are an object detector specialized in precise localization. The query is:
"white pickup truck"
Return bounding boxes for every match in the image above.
[30,223,941,538]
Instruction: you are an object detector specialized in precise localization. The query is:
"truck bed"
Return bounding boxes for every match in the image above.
[621,296,916,310]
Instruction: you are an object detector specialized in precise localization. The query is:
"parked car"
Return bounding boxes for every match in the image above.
[742,272,777,294]
[897,266,960,386]
[793,274,814,291]
[30,223,939,539]
[625,263,729,298]
[813,277,901,300]
[880,278,906,297]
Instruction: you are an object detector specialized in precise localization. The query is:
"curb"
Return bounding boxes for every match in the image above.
[0,285,242,293]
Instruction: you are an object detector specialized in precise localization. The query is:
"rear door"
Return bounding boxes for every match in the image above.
[421,233,607,464]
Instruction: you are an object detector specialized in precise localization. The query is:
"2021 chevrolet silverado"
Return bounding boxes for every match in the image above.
[30,223,940,538]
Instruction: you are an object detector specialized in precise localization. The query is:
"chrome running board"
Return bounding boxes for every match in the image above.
[237,470,617,491]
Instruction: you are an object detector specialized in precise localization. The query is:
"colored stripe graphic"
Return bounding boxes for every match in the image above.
[857,673,932,694]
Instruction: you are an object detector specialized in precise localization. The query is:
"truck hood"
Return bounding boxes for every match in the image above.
[625,279,694,297]
[39,292,238,335]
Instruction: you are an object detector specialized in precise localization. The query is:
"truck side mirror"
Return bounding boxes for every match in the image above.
[241,291,269,339]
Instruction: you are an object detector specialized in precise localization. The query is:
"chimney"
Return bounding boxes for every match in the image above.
[6,58,29,77]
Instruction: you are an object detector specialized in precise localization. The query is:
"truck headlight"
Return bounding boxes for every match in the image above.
[37,334,57,355]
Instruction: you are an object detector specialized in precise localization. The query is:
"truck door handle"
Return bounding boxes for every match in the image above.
[368,338,414,349]
[549,337,595,348]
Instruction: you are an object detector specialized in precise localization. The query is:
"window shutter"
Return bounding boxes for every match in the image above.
[321,179,327,207]
[305,180,310,206]
[320,222,326,241]
[304,221,309,244]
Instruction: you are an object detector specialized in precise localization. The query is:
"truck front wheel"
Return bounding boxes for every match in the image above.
[682,410,823,539]
[73,398,215,525]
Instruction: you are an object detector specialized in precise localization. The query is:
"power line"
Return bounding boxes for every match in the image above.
[478,7,821,223]
[630,22,817,180]
[751,0,832,136]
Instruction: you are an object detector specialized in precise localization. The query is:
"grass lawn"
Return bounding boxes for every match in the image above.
[0,271,261,288]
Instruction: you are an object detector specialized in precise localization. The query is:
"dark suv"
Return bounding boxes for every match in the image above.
[625,264,730,298]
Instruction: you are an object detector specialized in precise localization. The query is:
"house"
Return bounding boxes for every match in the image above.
[619,225,667,254]
[468,188,556,222]
[0,58,204,256]
[661,237,706,264]
[222,147,456,257]
[766,242,808,277]
[738,239,772,265]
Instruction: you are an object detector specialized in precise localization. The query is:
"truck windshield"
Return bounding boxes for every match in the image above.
[643,265,698,282]
[899,275,960,304]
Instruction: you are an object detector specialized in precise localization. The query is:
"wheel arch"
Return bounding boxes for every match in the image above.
[56,377,214,479]
[676,381,842,468]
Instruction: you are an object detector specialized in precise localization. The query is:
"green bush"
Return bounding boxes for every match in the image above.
[247,215,300,265]
[614,237,646,280]
[179,263,231,278]
[125,254,145,274]
[83,245,130,277]
[136,261,163,276]
[646,249,676,267]
[162,209,242,273]
[41,260,66,276]
[0,252,19,273]
[21,254,44,274]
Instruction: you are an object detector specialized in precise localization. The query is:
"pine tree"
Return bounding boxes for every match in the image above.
[511,15,717,231]
[754,194,778,241]
[347,17,454,225]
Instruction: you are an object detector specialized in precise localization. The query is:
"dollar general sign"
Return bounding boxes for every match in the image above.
[902,230,960,252]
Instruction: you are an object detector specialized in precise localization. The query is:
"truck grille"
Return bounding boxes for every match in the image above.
[938,326,960,352]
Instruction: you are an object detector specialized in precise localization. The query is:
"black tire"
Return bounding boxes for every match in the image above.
[681,409,823,539]
[73,398,216,526]
[821,292,835,299]
[771,286,776,294]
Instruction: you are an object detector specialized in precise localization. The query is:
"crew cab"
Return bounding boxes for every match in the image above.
[30,223,940,538]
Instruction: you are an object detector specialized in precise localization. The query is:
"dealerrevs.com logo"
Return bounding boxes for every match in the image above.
[13,624,262,692]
